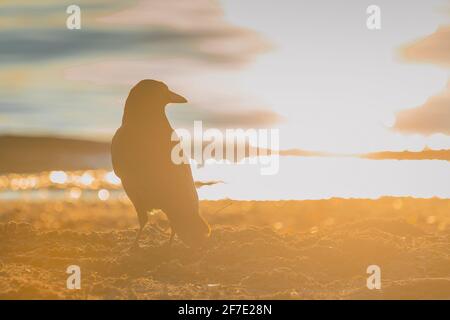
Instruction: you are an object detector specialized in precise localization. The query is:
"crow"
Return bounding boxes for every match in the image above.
[111,80,210,247]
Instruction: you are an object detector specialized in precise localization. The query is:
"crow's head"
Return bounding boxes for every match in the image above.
[123,79,187,123]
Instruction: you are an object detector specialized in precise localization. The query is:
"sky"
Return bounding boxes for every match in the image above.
[0,0,449,154]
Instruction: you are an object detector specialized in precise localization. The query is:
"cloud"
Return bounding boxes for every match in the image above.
[201,109,283,128]
[0,27,266,66]
[0,1,127,30]
[0,0,271,138]
[395,25,450,136]
[64,57,282,129]
[0,0,268,67]
[0,101,36,115]
[400,26,450,67]
[99,0,239,31]
[395,83,450,135]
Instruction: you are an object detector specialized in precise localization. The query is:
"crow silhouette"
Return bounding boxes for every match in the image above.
[111,80,210,247]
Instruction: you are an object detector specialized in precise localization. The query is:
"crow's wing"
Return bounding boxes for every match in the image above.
[111,126,198,210]
[111,127,132,180]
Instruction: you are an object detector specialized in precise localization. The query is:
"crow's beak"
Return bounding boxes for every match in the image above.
[168,89,188,103]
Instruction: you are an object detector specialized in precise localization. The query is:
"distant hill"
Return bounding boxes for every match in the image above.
[1,135,448,174]
[0,135,111,174]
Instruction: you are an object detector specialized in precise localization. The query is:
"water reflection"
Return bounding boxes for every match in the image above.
[0,158,449,201]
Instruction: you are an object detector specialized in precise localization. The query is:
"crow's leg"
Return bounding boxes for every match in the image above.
[132,209,148,248]
[168,228,176,247]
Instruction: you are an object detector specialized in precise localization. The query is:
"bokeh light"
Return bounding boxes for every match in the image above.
[79,172,94,186]
[49,171,68,184]
[98,189,110,201]
[104,171,121,185]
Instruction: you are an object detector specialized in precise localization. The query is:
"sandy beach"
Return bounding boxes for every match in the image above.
[1,198,449,299]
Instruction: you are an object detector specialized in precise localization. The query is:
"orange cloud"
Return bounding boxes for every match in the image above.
[395,82,450,135]
[396,25,450,135]
[401,26,450,67]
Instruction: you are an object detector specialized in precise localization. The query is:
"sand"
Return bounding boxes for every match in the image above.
[0,198,449,299]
